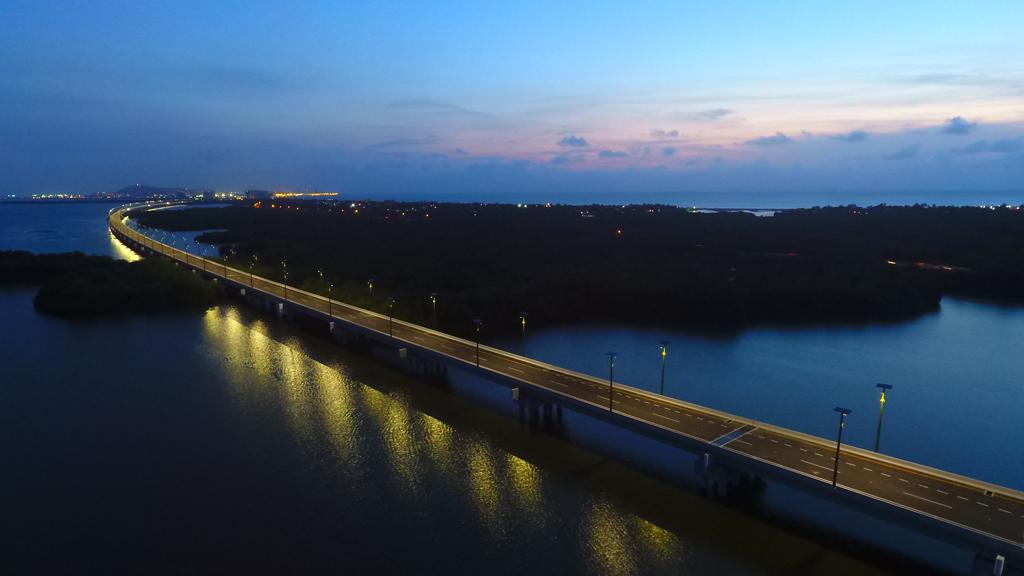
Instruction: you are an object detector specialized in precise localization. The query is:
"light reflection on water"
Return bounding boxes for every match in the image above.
[197,305,689,572]
[108,231,141,262]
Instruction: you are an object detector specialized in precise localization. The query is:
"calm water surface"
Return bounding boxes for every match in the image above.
[3,202,1013,573]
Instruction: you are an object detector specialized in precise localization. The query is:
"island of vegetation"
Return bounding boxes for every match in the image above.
[0,251,224,317]
[132,201,1024,337]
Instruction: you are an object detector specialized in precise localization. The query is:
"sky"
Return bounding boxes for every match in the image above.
[2,1,1023,204]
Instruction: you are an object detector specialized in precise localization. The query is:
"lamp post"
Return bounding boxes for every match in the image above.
[832,407,852,488]
[249,254,257,288]
[519,312,528,356]
[430,292,437,330]
[388,297,396,336]
[606,351,618,412]
[658,340,669,395]
[194,239,203,270]
[281,260,288,301]
[327,282,334,317]
[367,278,375,297]
[472,319,483,366]
[874,383,892,453]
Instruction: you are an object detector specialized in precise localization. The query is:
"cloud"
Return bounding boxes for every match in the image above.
[745,132,790,146]
[366,135,441,149]
[831,130,870,142]
[662,147,676,156]
[388,100,484,116]
[940,116,977,135]
[598,149,628,158]
[558,135,589,147]
[549,154,584,165]
[696,108,733,121]
[650,129,679,138]
[884,144,921,160]
[953,137,1024,155]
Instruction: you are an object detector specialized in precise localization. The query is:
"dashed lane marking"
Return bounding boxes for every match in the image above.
[957,496,969,502]
[917,483,929,489]
[998,508,1012,515]
[800,459,834,472]
[880,472,892,478]
[547,379,569,389]
[935,489,949,495]
[507,366,525,374]
[898,478,909,483]
[976,501,990,508]
[652,412,681,423]
[902,491,952,510]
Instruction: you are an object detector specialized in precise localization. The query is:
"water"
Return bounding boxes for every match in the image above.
[2,202,1010,573]
[0,201,126,257]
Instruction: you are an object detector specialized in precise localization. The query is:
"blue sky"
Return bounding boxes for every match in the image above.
[2,1,1023,202]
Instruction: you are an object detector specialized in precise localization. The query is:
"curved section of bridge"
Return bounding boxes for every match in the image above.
[109,202,1023,559]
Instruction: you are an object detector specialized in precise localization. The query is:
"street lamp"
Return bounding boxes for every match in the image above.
[519,312,528,356]
[430,292,438,329]
[832,407,852,488]
[367,278,375,297]
[606,351,618,412]
[327,282,334,317]
[658,340,669,395]
[249,254,258,288]
[472,319,483,366]
[874,383,893,452]
[281,260,288,301]
[388,297,396,336]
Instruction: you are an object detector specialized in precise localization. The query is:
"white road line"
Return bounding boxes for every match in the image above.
[998,508,1012,515]
[652,412,681,423]
[917,483,929,489]
[507,366,525,374]
[898,478,909,483]
[798,447,808,452]
[813,452,824,458]
[769,439,779,444]
[935,489,949,495]
[733,439,753,445]
[957,496,969,502]
[880,472,892,478]
[547,379,569,388]
[862,467,873,472]
[783,443,792,448]
[845,462,856,467]
[685,413,693,417]
[976,501,989,508]
[902,491,952,510]
[800,459,833,472]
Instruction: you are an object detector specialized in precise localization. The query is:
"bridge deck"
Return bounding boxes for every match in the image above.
[109,203,1024,552]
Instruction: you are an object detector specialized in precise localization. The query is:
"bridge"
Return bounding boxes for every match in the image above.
[109,202,1023,570]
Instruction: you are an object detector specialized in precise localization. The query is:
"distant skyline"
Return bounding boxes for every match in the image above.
[2,1,1023,202]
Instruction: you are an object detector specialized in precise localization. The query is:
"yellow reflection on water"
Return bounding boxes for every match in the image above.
[199,305,565,540]
[360,385,419,495]
[109,231,141,262]
[315,360,360,463]
[582,500,685,576]
[467,442,503,532]
[420,413,454,473]
[505,454,544,525]
[583,500,637,576]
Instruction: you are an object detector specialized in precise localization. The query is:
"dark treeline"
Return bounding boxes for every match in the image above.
[133,202,1024,337]
[0,250,223,317]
